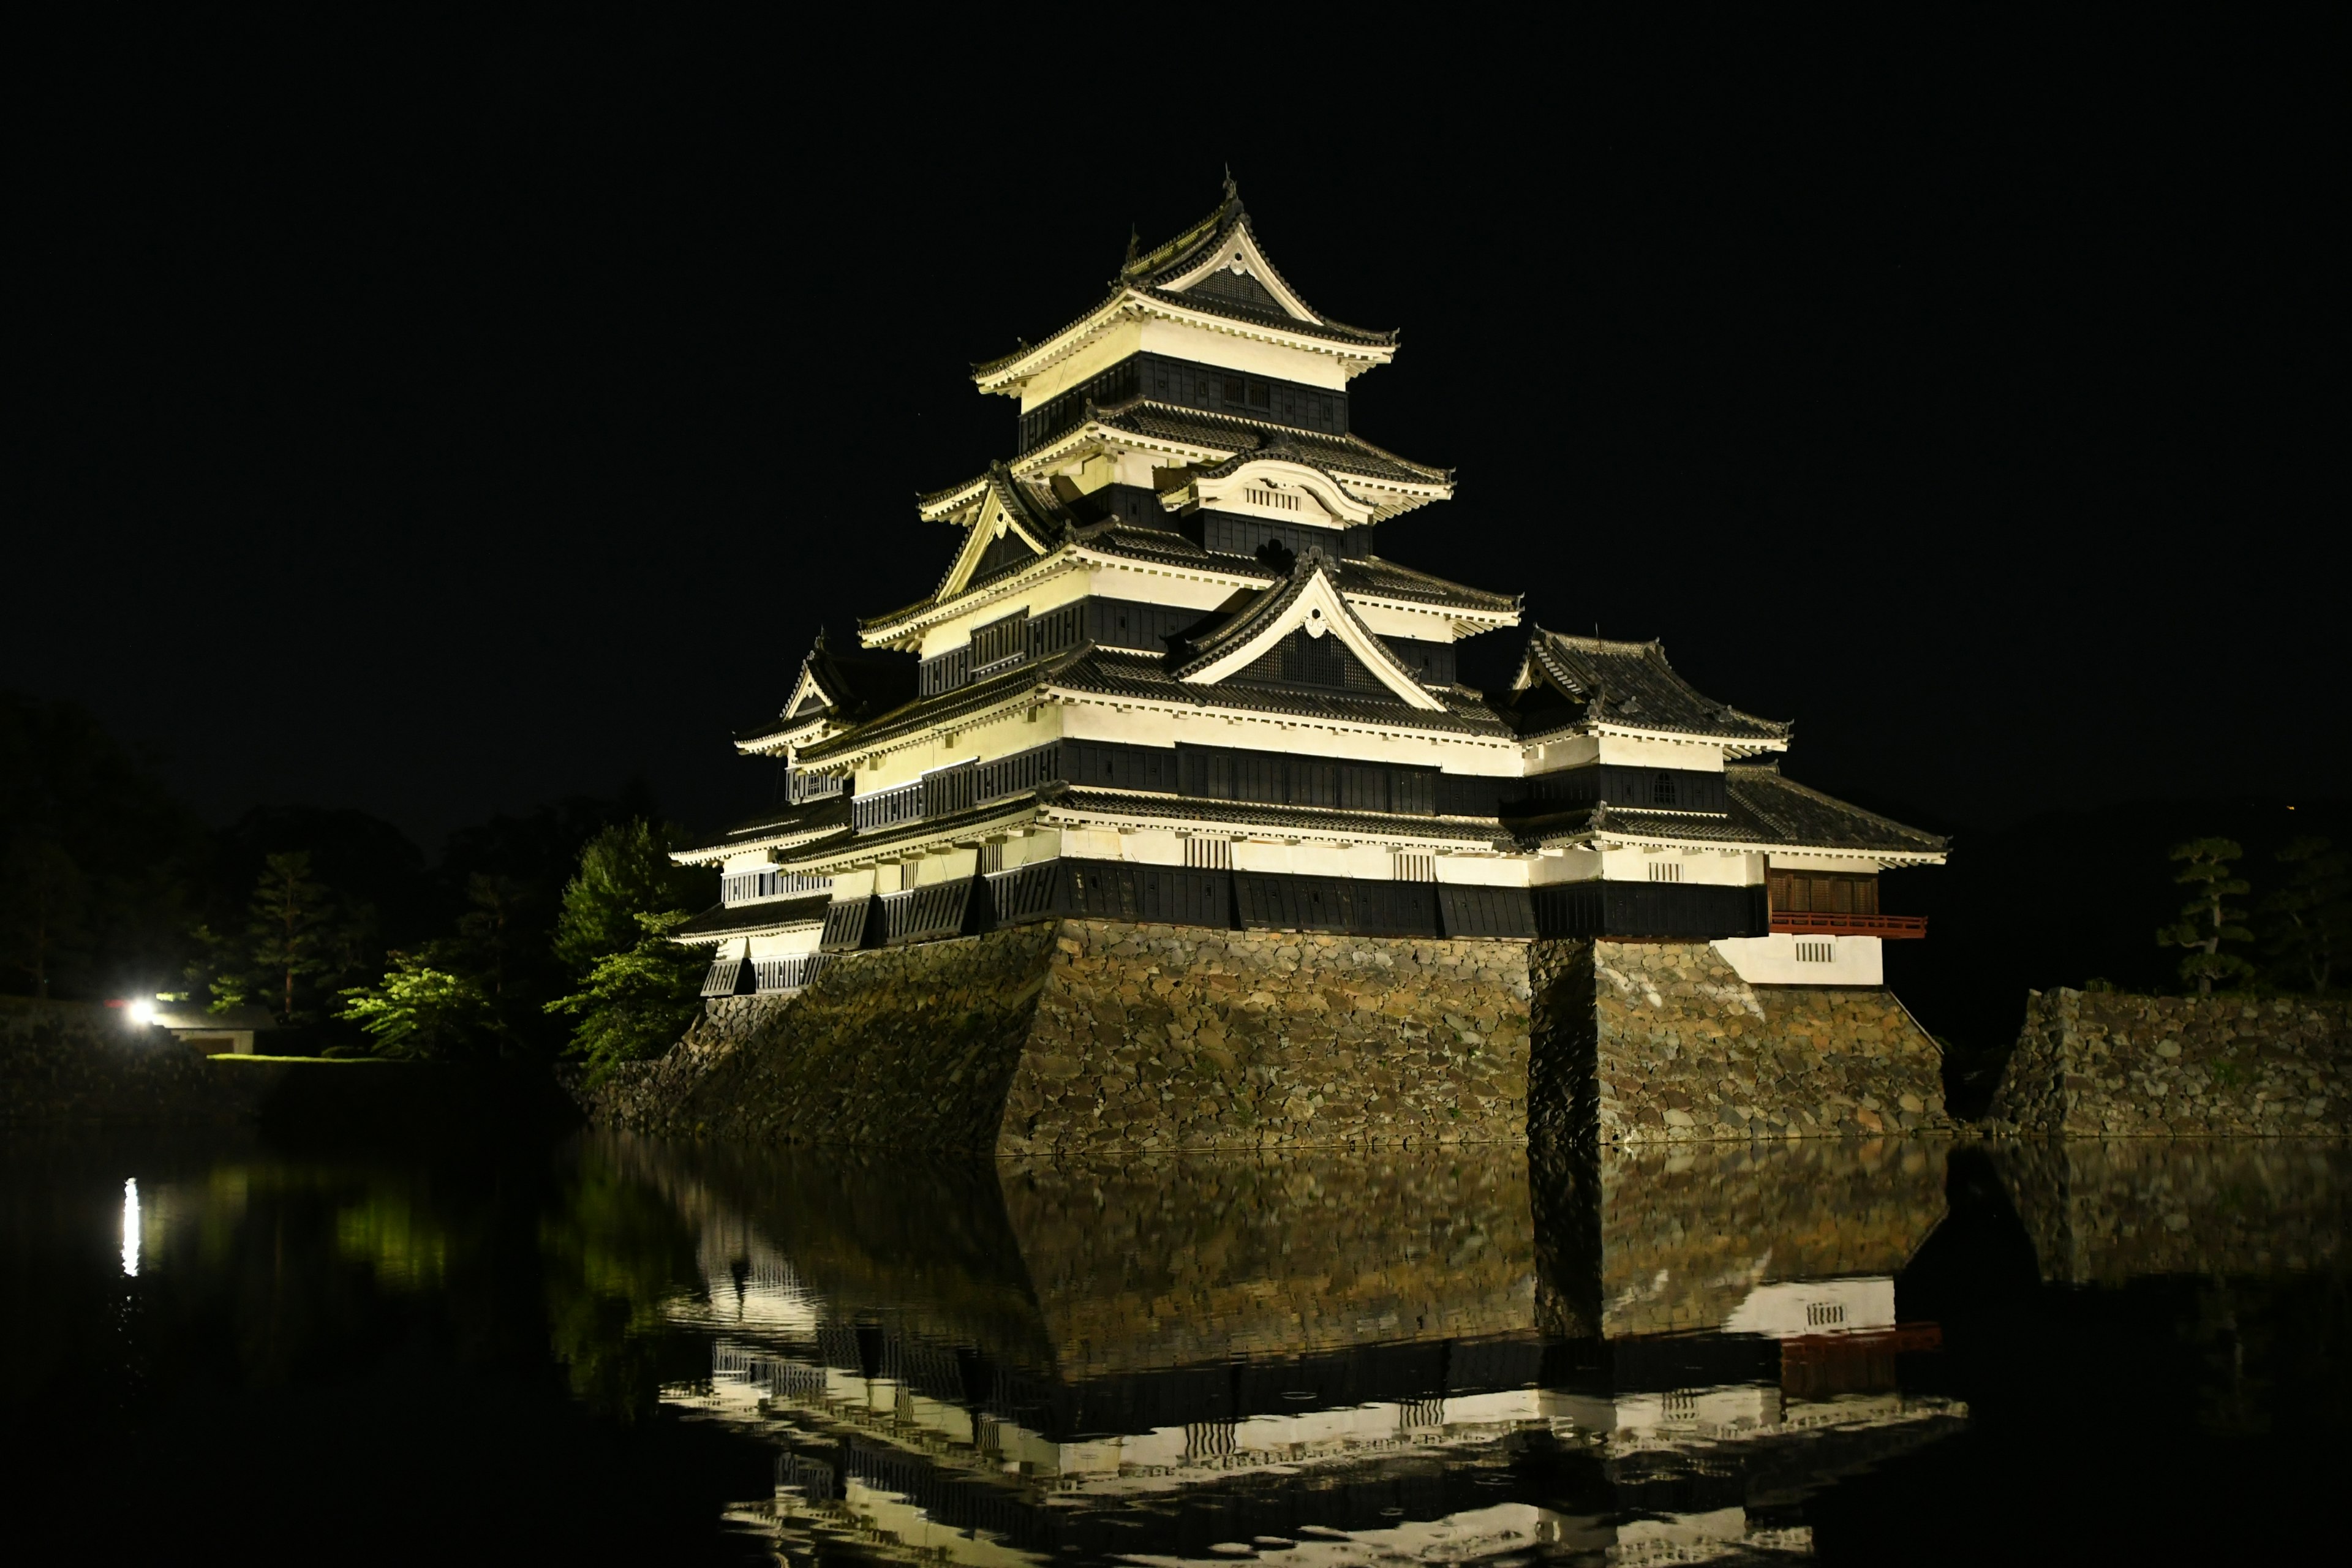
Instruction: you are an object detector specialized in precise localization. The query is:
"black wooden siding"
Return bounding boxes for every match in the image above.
[809,864,1759,946]
[914,597,1441,696]
[1531,881,1768,940]
[1224,628,1386,696]
[1016,352,1348,453]
[1186,510,1376,563]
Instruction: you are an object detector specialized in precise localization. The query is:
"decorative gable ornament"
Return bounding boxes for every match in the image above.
[1169,455,1375,528]
[1174,549,1444,710]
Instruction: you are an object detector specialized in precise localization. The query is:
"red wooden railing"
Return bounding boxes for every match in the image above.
[1770,911,1930,939]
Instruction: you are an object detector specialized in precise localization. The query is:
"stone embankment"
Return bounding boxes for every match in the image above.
[584,921,1534,1152]
[1991,1138,2351,1283]
[585,922,1956,1152]
[1989,989,2348,1137]
[1533,941,1950,1145]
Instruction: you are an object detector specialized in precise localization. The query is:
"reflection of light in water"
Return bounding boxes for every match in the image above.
[120,1179,140,1277]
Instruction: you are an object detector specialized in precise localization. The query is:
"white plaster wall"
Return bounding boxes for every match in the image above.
[745,928,823,960]
[1600,848,1763,887]
[1060,825,1125,861]
[721,850,772,874]
[1526,848,1604,886]
[1016,319,1145,407]
[1055,703,1520,775]
[1594,734,1728,771]
[1523,734,1599,771]
[914,566,1096,660]
[827,869,876,903]
[856,706,1060,791]
[911,848,978,887]
[1712,933,1883,986]
[1435,853,1532,887]
[1722,1278,1896,1338]
[1230,840,1398,879]
[997,827,1061,870]
[1137,316,1352,388]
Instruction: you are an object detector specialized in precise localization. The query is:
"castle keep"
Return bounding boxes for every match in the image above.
[629,183,1951,1148]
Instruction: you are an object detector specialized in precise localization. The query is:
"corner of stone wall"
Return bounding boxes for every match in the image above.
[1526,938,1597,1148]
[1580,941,1949,1143]
[1987,988,2074,1134]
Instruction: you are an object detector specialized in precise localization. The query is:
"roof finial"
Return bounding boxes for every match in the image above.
[813,625,827,650]
[1223,164,1240,205]
[1121,224,1139,270]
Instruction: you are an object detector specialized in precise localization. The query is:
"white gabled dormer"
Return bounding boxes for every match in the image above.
[1172,549,1445,712]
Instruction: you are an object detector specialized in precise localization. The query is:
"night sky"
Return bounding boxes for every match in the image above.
[15,31,2340,855]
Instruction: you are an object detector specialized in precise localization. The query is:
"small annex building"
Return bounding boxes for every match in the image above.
[669,181,1946,1001]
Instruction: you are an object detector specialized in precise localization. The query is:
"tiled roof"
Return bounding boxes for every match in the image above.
[1075,527,1518,616]
[671,893,833,940]
[737,640,919,746]
[973,184,1393,380]
[796,652,1073,764]
[775,796,1046,866]
[676,797,853,859]
[1517,630,1790,745]
[1050,647,1515,739]
[1088,401,1447,487]
[1050,788,1513,848]
[1517,764,1947,858]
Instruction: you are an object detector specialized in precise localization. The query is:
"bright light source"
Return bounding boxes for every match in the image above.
[121,1179,140,1277]
[127,1001,156,1026]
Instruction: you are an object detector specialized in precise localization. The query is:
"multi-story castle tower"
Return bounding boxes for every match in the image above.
[672,183,1945,999]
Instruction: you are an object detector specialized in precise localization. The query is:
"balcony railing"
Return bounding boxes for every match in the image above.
[1770,911,1929,939]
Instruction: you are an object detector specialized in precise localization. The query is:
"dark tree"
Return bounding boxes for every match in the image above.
[2262,837,2348,992]
[0,691,205,999]
[2157,837,2255,998]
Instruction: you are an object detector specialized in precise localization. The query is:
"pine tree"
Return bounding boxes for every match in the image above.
[2156,837,2255,998]
[209,850,368,1025]
[2261,837,2348,992]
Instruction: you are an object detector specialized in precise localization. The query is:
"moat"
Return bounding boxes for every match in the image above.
[7,1126,2345,1562]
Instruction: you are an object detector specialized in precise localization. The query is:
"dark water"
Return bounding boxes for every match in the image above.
[4,1129,2345,1564]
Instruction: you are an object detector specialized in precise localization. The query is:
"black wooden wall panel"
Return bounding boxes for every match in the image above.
[820,899,872,952]
[1530,881,1766,940]
[1437,886,1538,940]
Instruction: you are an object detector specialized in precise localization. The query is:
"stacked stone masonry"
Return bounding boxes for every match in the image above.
[584,922,1958,1152]
[1536,941,1951,1145]
[1991,1138,2351,1284]
[1989,989,2348,1137]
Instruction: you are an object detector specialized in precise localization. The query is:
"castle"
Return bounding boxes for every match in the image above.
[628,183,1951,1151]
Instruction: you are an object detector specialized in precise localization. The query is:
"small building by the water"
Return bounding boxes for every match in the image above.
[118,997,276,1055]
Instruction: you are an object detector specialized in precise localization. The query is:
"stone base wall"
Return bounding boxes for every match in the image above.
[587,921,1534,1153]
[586,925,1061,1147]
[1003,921,1532,1155]
[586,925,1953,1153]
[1536,940,1950,1144]
[1535,1138,1950,1339]
[1990,1139,2352,1283]
[1988,989,2349,1136]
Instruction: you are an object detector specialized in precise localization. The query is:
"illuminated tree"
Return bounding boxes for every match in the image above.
[339,948,497,1059]
[545,911,705,1081]
[2157,837,2255,997]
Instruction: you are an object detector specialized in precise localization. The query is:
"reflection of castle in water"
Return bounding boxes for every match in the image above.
[612,1136,1964,1562]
